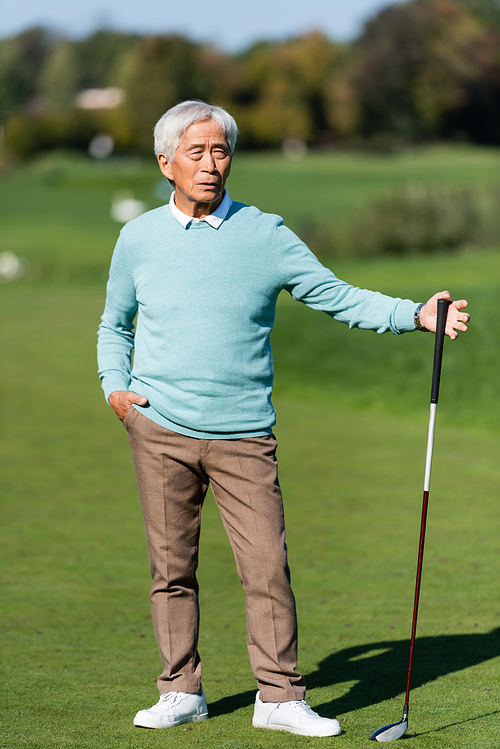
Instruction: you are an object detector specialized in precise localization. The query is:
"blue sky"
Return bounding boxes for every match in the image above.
[1,0,399,50]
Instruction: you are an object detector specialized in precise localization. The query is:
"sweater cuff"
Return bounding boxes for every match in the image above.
[101,374,131,404]
[394,299,420,334]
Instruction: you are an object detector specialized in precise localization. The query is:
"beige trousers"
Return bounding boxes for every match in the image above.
[124,407,306,703]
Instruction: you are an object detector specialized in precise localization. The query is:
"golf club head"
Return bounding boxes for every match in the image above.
[369,718,408,742]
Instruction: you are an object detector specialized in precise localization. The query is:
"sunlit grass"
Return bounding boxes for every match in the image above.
[2,144,500,279]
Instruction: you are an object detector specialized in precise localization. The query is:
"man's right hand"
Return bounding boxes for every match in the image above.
[109,391,149,422]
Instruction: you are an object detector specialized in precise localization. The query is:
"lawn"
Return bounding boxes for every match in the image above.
[2,144,500,279]
[0,147,499,748]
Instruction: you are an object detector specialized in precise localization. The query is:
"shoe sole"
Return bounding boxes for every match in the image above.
[135,713,209,729]
[252,720,341,737]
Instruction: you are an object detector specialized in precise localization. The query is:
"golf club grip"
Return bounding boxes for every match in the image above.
[430,299,450,405]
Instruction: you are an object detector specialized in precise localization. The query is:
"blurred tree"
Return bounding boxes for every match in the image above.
[345,0,486,145]
[3,112,57,157]
[235,32,340,148]
[440,22,500,143]
[76,30,141,89]
[2,10,499,157]
[455,0,500,30]
[39,41,79,111]
[3,108,109,158]
[325,60,361,141]
[195,46,243,111]
[0,27,52,120]
[120,35,216,153]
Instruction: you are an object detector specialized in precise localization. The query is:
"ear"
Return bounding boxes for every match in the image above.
[157,153,173,181]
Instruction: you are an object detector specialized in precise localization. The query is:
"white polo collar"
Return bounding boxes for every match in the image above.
[169,190,232,229]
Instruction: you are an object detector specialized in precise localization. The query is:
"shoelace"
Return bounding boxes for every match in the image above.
[285,700,319,716]
[160,693,183,707]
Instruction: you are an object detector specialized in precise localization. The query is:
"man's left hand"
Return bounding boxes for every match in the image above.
[419,291,470,340]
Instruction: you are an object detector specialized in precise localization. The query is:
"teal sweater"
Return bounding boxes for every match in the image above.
[97,201,417,439]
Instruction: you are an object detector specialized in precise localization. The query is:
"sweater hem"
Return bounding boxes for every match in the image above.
[131,404,274,440]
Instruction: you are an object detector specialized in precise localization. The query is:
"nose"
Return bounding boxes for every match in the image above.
[200,151,217,172]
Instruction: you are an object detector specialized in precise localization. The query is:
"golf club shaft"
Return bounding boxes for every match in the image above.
[404,298,450,708]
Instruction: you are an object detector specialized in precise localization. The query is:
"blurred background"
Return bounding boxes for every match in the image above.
[2,0,500,274]
[2,0,500,158]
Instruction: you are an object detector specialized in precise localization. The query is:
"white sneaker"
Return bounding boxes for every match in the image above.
[133,690,209,728]
[252,691,341,737]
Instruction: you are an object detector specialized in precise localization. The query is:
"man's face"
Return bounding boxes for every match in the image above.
[158,119,232,217]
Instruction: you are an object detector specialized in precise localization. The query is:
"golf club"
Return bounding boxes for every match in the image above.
[369,297,450,743]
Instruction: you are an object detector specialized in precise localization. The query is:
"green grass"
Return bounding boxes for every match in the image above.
[272,253,500,432]
[2,144,500,280]
[1,148,499,748]
[231,145,500,239]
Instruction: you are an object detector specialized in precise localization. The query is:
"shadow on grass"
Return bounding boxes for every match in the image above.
[419,709,500,736]
[307,628,500,718]
[208,629,500,721]
[208,690,256,717]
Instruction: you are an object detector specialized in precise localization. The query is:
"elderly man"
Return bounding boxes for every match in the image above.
[97,100,469,737]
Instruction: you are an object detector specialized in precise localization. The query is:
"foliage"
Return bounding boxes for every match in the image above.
[234,32,342,148]
[39,40,80,112]
[119,35,217,153]
[2,1,500,156]
[455,0,500,30]
[76,30,141,90]
[345,0,487,145]
[440,26,500,143]
[3,109,117,159]
[351,183,500,255]
[0,27,53,121]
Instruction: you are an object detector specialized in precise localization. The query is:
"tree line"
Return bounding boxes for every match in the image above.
[1,0,500,158]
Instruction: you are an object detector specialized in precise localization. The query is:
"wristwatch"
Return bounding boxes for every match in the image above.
[414,303,429,331]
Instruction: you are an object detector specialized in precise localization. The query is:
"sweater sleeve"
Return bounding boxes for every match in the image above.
[274,223,416,335]
[97,233,138,402]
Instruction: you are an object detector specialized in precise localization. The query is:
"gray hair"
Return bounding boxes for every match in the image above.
[154,100,238,160]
